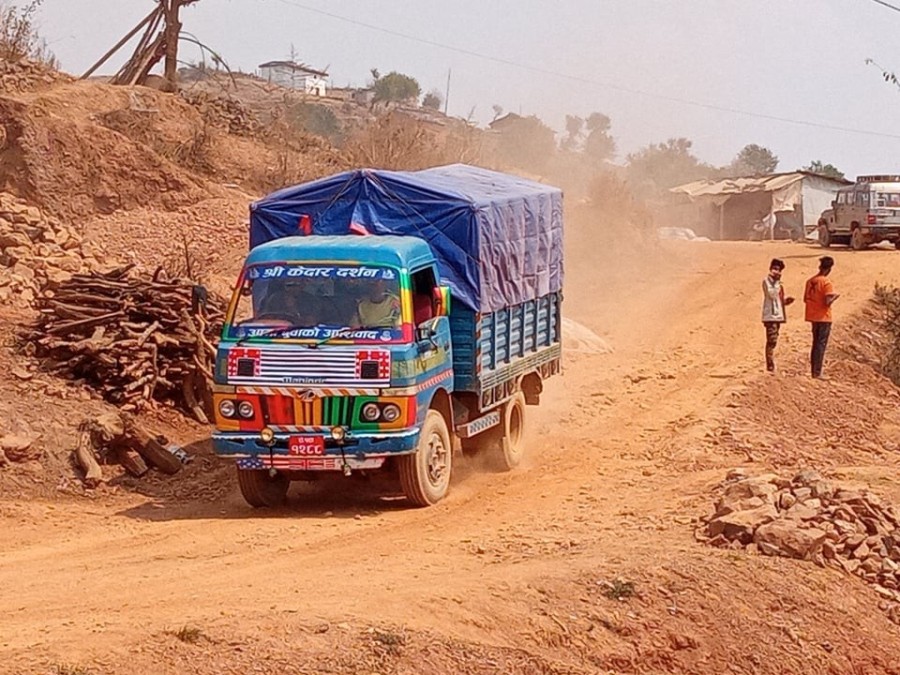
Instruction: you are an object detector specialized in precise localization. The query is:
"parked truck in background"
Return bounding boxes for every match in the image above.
[818,175,900,250]
[211,164,563,507]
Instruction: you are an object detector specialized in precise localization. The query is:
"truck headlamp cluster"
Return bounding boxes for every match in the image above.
[218,399,255,419]
[359,402,401,423]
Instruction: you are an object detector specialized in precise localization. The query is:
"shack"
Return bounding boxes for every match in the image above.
[258,61,328,96]
[669,172,851,240]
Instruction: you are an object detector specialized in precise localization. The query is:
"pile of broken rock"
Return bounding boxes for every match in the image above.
[698,468,900,623]
[0,192,99,306]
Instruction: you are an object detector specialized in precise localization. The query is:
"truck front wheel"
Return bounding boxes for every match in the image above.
[237,467,289,507]
[851,228,867,251]
[399,410,452,507]
[818,224,832,248]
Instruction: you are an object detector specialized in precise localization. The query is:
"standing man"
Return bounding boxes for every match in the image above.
[803,256,840,379]
[762,258,794,373]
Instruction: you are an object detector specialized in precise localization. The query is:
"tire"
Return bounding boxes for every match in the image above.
[487,393,527,471]
[818,224,832,248]
[237,467,289,507]
[851,228,867,251]
[399,410,452,507]
[894,240,900,251]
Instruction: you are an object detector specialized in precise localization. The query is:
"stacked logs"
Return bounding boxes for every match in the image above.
[31,265,225,420]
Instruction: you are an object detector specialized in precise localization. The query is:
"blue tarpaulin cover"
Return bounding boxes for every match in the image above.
[249,164,563,313]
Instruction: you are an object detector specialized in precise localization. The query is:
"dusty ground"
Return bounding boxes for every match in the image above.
[3,239,900,674]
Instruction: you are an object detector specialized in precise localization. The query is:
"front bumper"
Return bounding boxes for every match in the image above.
[213,428,420,467]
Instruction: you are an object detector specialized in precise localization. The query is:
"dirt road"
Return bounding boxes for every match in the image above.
[4,241,900,674]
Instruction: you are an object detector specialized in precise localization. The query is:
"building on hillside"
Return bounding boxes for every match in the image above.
[668,172,851,240]
[258,61,328,96]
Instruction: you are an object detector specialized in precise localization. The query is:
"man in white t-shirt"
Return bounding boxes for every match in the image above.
[761,258,795,373]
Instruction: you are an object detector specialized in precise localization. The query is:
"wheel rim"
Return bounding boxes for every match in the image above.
[425,431,449,487]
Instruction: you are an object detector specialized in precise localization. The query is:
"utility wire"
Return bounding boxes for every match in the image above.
[868,0,900,13]
[271,0,900,141]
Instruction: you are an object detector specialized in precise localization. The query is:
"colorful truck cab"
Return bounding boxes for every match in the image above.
[213,164,563,507]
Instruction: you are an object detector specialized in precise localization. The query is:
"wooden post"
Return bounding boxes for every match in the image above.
[163,0,183,91]
[81,7,160,79]
[718,203,725,241]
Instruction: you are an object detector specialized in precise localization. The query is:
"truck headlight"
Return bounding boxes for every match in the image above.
[259,427,275,444]
[219,399,236,418]
[381,404,401,422]
[238,401,255,419]
[361,402,381,422]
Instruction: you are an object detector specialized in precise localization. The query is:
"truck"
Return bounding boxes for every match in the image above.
[818,175,900,250]
[211,164,563,507]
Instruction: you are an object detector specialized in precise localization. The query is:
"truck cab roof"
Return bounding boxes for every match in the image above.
[244,235,436,270]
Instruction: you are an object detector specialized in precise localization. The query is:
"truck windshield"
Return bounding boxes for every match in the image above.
[225,263,404,342]
[876,193,900,208]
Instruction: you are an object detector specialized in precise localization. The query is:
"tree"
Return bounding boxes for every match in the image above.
[422,89,443,111]
[369,67,381,82]
[625,137,715,195]
[583,112,616,165]
[491,104,504,122]
[729,144,779,176]
[560,115,584,152]
[373,71,421,104]
[494,114,556,174]
[803,160,845,180]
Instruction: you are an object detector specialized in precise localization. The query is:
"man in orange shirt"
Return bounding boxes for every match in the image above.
[803,256,840,379]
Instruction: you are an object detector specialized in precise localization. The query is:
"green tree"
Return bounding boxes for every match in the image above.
[625,137,714,195]
[373,71,421,104]
[729,143,779,176]
[803,160,845,180]
[422,89,443,111]
[583,112,616,165]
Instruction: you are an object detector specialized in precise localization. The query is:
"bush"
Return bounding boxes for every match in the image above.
[0,0,57,67]
[874,284,900,386]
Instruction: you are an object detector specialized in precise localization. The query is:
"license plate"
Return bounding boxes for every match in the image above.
[288,435,324,456]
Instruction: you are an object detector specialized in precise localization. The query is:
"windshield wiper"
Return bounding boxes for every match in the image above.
[311,327,355,348]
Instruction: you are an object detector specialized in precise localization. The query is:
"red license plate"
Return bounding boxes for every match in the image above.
[288,435,325,456]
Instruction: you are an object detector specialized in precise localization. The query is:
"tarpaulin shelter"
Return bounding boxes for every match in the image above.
[670,171,851,240]
[249,164,564,313]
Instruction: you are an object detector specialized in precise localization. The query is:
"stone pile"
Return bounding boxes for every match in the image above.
[181,91,261,137]
[0,58,71,94]
[0,192,97,306]
[698,469,900,624]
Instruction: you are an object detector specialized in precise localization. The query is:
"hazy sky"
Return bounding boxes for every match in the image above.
[28,0,900,178]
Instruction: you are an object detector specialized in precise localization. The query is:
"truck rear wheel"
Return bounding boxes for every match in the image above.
[851,229,867,251]
[237,467,289,508]
[488,392,527,471]
[399,410,452,507]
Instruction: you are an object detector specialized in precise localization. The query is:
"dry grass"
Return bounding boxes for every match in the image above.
[0,0,57,66]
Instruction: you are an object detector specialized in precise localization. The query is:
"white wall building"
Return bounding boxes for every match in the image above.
[258,61,328,96]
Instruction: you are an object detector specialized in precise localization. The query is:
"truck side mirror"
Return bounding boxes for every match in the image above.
[433,286,451,317]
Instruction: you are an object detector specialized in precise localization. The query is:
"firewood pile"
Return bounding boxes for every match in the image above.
[30,265,225,420]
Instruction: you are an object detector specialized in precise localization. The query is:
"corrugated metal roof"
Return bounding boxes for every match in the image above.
[670,171,849,197]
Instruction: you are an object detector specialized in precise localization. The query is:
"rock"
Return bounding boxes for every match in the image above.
[0,434,39,462]
[714,495,765,517]
[853,541,871,560]
[708,504,779,544]
[778,492,797,511]
[786,502,821,521]
[822,540,838,559]
[862,558,882,574]
[793,487,813,502]
[835,490,863,503]
[723,475,778,502]
[793,469,823,487]
[725,468,748,482]
[0,231,31,249]
[754,520,828,560]
[811,481,835,500]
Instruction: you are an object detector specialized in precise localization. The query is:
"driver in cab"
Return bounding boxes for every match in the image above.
[356,278,401,328]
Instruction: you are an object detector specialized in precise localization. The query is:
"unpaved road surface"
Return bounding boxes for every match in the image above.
[4,241,900,674]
